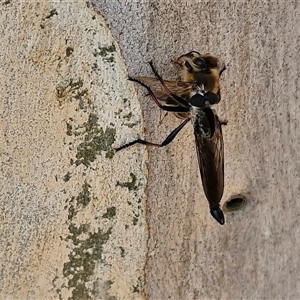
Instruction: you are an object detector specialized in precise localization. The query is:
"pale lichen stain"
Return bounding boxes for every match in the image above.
[114,99,140,128]
[117,174,144,226]
[56,78,84,100]
[55,77,90,109]
[92,280,117,300]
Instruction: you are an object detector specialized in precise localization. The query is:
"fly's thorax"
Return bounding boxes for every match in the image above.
[192,108,215,138]
[183,68,220,93]
[191,105,204,117]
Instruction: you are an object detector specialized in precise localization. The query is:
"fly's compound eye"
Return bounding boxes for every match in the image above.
[204,92,219,105]
[190,94,206,107]
[190,93,219,107]
[193,57,207,68]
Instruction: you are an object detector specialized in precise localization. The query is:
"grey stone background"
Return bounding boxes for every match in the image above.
[94,1,300,299]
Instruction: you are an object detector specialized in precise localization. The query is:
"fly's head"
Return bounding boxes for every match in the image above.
[177,52,218,77]
[176,51,223,95]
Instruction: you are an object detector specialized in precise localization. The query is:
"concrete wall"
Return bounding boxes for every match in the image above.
[95,1,300,299]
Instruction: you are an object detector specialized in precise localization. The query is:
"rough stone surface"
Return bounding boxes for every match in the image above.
[94,1,300,299]
[0,2,147,299]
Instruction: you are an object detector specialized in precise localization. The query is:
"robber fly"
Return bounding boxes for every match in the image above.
[116,52,226,225]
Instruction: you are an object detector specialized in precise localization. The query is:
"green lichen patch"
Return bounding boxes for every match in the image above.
[63,172,72,182]
[63,224,112,300]
[132,216,139,226]
[133,276,143,293]
[122,112,132,120]
[102,207,116,219]
[67,113,116,166]
[93,43,116,63]
[45,9,58,19]
[56,78,85,101]
[75,125,116,165]
[66,122,73,136]
[76,182,92,207]
[119,247,125,258]
[75,89,88,101]
[91,62,99,72]
[66,47,74,57]
[67,197,76,221]
[116,173,139,191]
[67,182,92,220]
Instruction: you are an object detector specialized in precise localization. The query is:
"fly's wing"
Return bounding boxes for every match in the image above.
[194,108,224,224]
[136,77,193,105]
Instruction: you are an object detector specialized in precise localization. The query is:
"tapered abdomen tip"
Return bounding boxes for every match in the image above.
[210,208,225,225]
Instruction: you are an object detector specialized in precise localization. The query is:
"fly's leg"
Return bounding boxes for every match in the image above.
[219,66,226,76]
[115,118,190,151]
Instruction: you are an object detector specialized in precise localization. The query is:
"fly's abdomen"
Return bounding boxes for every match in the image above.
[198,137,224,208]
[194,108,225,224]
